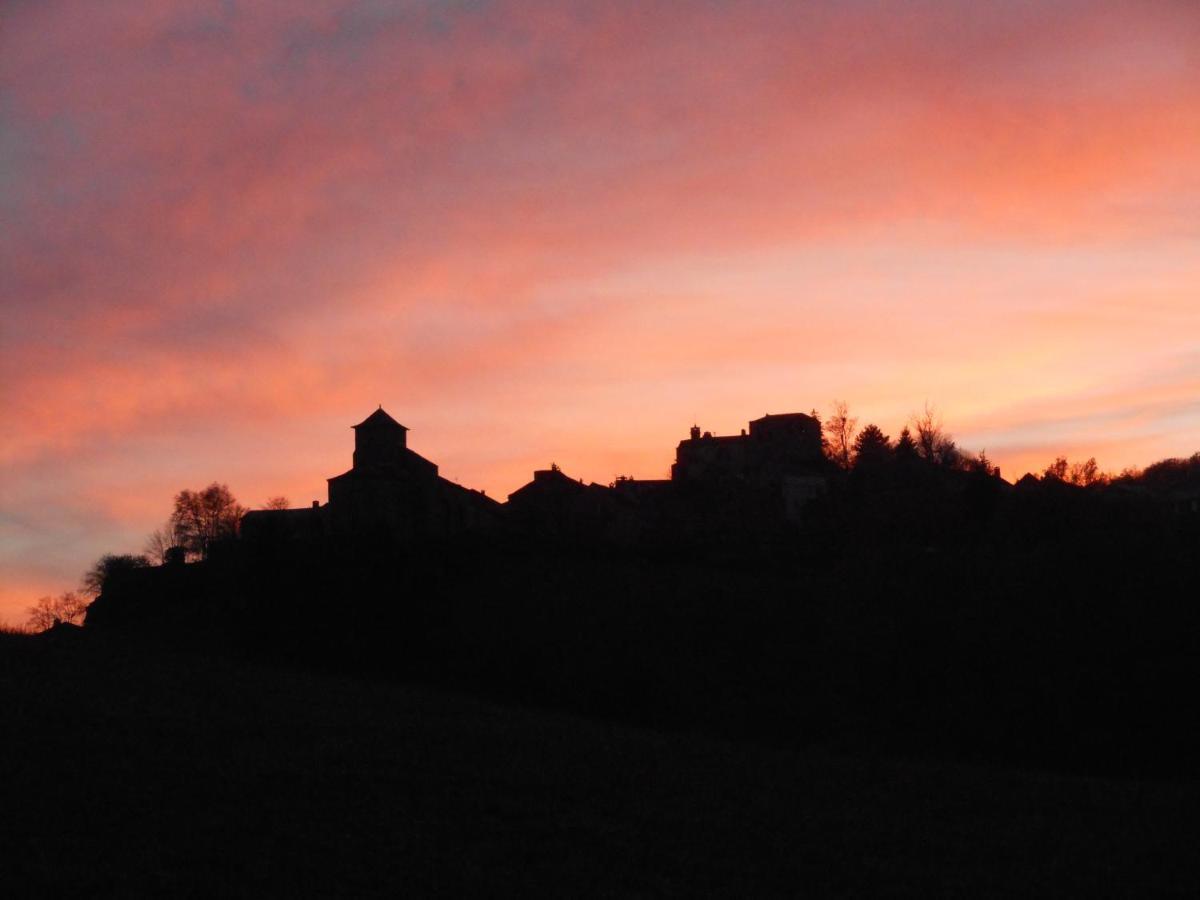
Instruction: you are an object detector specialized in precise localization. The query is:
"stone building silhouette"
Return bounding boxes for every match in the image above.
[242,407,499,543]
[243,406,832,545]
[671,413,830,521]
[506,464,641,542]
[671,413,825,483]
[326,408,500,539]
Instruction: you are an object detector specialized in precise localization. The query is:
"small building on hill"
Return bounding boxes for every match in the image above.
[506,464,641,542]
[507,464,586,507]
[240,503,326,544]
[325,407,500,539]
[242,406,833,544]
[672,413,827,484]
[671,413,830,522]
[243,407,500,544]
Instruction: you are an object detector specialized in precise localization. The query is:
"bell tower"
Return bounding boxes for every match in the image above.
[351,407,409,470]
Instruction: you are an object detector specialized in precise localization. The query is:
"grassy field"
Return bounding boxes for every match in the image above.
[2,629,1198,898]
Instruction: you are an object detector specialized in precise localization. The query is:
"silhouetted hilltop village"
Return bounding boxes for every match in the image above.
[230,404,1197,552]
[238,406,848,548]
[80,406,1200,777]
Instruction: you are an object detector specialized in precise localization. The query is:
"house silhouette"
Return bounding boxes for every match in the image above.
[243,407,833,545]
[242,408,500,543]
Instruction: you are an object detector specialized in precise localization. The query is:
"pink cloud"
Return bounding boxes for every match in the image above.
[2,1,1198,617]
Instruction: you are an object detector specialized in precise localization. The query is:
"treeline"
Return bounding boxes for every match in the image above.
[819,398,1200,491]
[819,401,994,474]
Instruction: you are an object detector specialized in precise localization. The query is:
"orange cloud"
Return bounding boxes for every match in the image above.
[2,1,1198,616]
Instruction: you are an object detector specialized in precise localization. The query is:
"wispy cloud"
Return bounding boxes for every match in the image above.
[2,0,1198,618]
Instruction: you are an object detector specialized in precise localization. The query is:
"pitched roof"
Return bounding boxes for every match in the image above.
[353,407,408,430]
[750,412,817,424]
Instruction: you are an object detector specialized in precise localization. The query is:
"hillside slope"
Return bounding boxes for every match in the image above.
[2,630,1198,897]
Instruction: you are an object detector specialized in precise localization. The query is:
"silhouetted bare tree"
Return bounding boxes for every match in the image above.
[26,592,88,631]
[911,403,957,466]
[263,496,291,510]
[1068,457,1104,487]
[1042,456,1105,486]
[1043,456,1069,481]
[144,520,182,565]
[171,483,247,560]
[825,400,858,470]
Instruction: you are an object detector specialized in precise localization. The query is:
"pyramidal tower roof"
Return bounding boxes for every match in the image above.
[353,407,408,431]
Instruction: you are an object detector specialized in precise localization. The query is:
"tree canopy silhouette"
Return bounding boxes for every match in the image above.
[911,403,957,466]
[852,424,891,468]
[1043,456,1069,481]
[170,483,247,559]
[26,592,88,631]
[82,553,149,597]
[143,520,182,565]
[1043,456,1106,486]
[893,426,918,461]
[825,400,858,470]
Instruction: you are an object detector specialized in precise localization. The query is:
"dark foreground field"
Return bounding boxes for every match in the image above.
[3,629,1198,898]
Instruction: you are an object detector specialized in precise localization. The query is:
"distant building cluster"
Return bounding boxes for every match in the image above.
[241,407,835,545]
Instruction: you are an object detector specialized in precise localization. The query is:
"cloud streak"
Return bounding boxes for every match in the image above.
[2,0,1198,618]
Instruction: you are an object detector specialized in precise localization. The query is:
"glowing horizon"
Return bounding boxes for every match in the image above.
[2,1,1198,623]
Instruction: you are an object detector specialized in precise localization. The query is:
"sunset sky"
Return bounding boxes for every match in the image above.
[2,1,1198,622]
